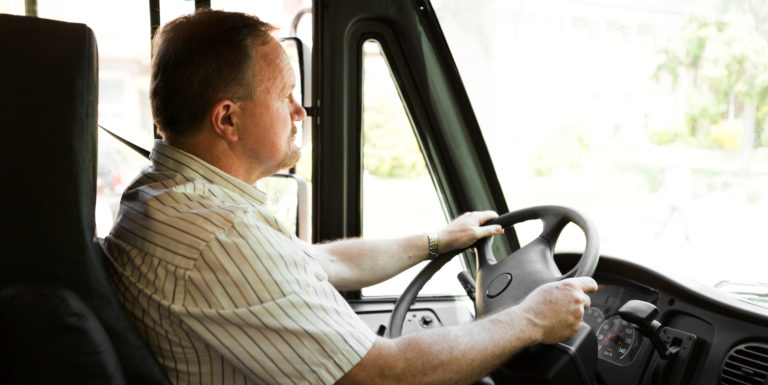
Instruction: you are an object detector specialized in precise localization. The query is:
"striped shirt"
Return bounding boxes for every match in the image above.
[103,141,376,385]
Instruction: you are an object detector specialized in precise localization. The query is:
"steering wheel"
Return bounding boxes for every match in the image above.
[388,205,599,336]
[387,204,599,340]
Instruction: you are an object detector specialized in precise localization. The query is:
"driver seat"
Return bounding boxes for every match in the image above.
[0,14,170,385]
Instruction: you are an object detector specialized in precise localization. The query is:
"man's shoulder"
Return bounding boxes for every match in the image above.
[110,170,257,258]
[125,169,251,212]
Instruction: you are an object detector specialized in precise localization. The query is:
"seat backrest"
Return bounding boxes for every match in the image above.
[0,14,170,385]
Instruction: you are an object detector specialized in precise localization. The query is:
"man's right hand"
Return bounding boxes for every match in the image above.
[516,277,599,344]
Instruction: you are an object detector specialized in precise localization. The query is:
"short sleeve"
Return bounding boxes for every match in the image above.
[176,216,376,385]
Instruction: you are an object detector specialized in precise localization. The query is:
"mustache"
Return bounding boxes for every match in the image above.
[291,126,298,136]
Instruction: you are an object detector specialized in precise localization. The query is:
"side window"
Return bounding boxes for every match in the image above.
[360,40,465,297]
[0,1,24,15]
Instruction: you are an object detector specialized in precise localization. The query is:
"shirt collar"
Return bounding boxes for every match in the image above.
[149,140,267,206]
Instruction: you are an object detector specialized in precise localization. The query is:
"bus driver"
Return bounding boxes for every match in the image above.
[103,9,597,385]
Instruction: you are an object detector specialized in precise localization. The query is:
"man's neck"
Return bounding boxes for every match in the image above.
[164,134,265,185]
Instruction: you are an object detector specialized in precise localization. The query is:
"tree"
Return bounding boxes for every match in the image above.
[654,0,768,175]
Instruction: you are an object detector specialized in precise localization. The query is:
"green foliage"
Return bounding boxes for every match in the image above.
[648,130,681,145]
[362,46,429,179]
[653,14,719,86]
[364,113,428,178]
[362,94,428,178]
[685,92,725,138]
[654,2,768,148]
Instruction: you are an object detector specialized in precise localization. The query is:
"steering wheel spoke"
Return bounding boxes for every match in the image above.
[540,213,570,244]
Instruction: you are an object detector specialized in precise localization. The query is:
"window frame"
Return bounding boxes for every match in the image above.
[313,0,518,299]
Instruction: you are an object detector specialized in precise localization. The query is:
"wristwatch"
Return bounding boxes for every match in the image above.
[427,232,439,259]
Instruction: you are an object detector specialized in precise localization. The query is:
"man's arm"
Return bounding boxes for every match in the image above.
[336,277,598,385]
[313,211,503,290]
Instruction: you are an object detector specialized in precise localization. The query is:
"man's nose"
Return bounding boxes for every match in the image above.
[293,100,307,121]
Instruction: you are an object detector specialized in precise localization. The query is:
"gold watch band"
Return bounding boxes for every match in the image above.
[427,232,439,259]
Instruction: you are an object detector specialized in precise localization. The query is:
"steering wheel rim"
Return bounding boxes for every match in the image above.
[387,205,599,338]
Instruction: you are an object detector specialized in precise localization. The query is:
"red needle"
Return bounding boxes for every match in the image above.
[599,334,616,345]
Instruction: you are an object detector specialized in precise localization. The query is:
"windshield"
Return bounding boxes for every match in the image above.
[432,0,768,303]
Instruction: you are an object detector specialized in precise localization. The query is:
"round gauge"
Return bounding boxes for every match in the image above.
[583,306,605,333]
[595,316,637,365]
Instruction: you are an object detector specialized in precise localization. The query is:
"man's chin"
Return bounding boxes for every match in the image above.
[278,149,302,170]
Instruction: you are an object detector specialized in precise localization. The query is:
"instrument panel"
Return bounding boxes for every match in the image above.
[556,254,768,385]
[584,276,659,366]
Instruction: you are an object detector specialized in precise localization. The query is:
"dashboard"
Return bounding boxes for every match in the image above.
[351,253,768,385]
[558,254,768,385]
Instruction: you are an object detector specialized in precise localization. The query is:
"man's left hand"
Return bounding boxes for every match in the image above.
[436,211,504,255]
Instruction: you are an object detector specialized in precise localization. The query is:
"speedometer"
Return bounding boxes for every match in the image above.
[596,316,637,365]
[583,307,605,332]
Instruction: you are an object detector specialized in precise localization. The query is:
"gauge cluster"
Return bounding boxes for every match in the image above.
[583,277,659,366]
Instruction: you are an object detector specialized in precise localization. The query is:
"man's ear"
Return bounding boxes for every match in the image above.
[210,99,239,142]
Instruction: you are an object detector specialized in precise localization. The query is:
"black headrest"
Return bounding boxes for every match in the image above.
[0,14,98,281]
[0,14,170,385]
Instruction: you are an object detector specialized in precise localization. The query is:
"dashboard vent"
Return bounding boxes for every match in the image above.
[721,342,768,385]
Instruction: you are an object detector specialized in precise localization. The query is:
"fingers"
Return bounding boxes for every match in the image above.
[437,211,502,253]
[559,278,595,310]
[477,224,504,238]
[582,292,591,308]
[459,211,503,237]
[471,210,499,225]
[454,210,498,224]
[566,276,598,293]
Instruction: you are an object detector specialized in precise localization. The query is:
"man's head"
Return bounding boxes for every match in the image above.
[151,10,306,183]
[151,10,273,138]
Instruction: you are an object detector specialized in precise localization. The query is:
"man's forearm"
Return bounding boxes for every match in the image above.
[336,277,597,385]
[336,305,540,385]
[315,235,430,290]
[314,211,504,290]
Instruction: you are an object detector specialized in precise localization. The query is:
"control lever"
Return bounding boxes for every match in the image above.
[457,271,476,301]
[619,300,699,384]
[618,300,670,358]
